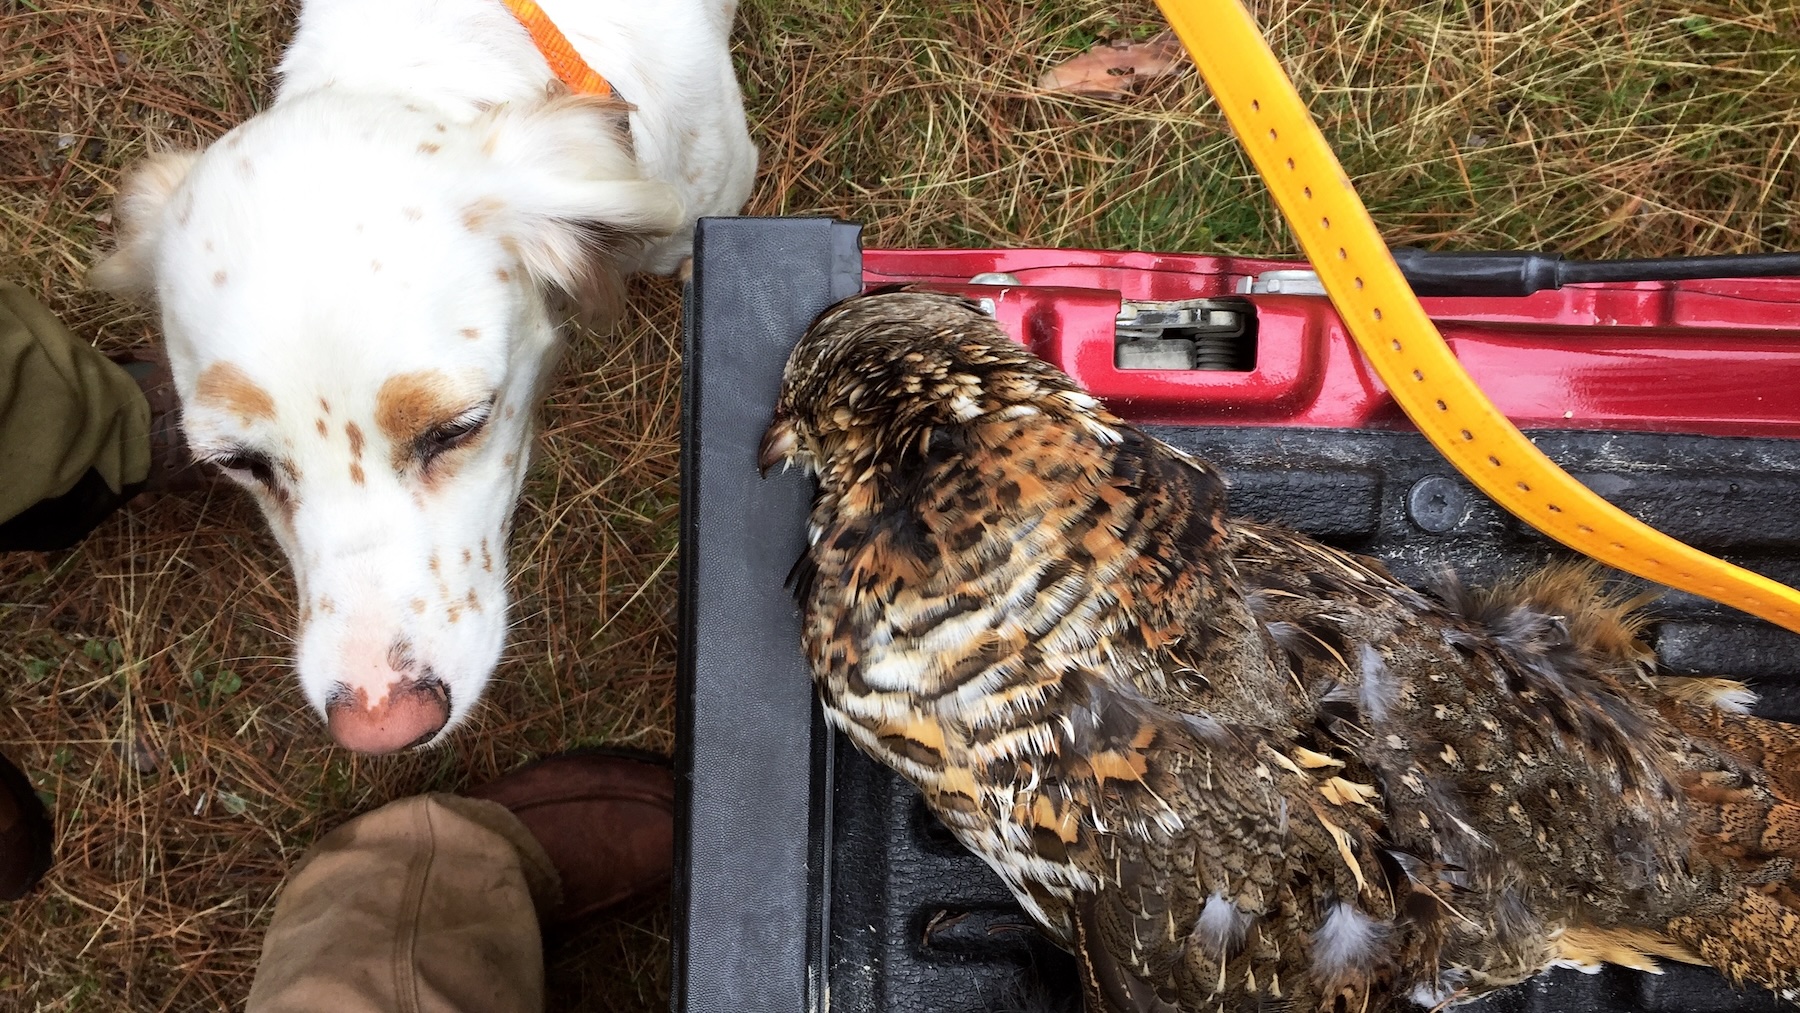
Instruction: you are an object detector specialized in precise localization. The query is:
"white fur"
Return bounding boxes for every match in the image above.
[1357,642,1397,722]
[92,0,757,748]
[1310,901,1389,978]
[1193,891,1255,957]
[1713,685,1758,713]
[1406,967,1470,1008]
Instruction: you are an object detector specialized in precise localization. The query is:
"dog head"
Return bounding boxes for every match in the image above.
[93,90,682,753]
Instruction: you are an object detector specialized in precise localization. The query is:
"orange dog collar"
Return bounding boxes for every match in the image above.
[500,0,613,97]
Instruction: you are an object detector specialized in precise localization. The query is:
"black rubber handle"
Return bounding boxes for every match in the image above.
[1390,247,1800,298]
[1390,248,1565,297]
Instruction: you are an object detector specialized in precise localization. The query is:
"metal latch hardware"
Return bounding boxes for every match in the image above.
[1235,269,1327,296]
[1115,298,1257,371]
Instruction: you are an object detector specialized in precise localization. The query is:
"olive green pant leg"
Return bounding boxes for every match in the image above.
[245,794,561,1013]
[0,283,149,525]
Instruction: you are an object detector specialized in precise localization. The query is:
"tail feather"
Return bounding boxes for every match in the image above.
[1455,565,1800,993]
[1654,675,1758,715]
[1552,925,1702,974]
[1662,702,1800,857]
[1658,699,1800,992]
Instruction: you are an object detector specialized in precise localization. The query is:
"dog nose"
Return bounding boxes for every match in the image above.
[326,678,451,754]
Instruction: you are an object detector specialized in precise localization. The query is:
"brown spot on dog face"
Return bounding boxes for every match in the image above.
[374,369,469,471]
[195,362,275,423]
[465,589,481,613]
[502,453,515,468]
[212,270,228,286]
[481,540,492,572]
[460,327,480,340]
[411,598,426,615]
[434,122,446,133]
[349,461,365,485]
[315,418,328,437]
[447,605,462,624]
[504,405,516,420]
[495,267,512,284]
[345,421,365,460]
[319,398,331,415]
[461,197,505,232]
[461,548,472,565]
[417,142,440,155]
[318,595,335,614]
[429,553,440,573]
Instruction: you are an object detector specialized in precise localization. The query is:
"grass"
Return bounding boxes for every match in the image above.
[1,0,1796,1008]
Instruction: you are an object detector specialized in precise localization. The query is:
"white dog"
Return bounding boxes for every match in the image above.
[92,0,757,753]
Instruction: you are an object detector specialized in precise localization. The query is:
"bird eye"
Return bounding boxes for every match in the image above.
[208,450,276,486]
[417,403,492,465]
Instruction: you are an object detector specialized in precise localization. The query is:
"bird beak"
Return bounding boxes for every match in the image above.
[758,416,797,477]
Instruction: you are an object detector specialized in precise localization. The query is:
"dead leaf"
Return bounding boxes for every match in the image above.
[114,728,164,775]
[1038,31,1187,99]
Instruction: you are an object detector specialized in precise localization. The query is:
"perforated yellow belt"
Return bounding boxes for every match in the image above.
[1154,0,1800,636]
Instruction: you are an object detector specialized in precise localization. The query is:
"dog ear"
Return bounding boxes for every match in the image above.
[468,93,684,323]
[88,150,203,297]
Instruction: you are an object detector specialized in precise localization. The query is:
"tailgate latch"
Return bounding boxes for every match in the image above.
[964,274,1257,372]
[1115,298,1256,370]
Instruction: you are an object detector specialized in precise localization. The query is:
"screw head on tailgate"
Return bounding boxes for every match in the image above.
[1408,476,1470,533]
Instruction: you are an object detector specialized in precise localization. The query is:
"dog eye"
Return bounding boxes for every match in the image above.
[417,404,492,464]
[208,450,276,486]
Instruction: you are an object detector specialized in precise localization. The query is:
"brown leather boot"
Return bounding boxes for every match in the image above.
[0,748,52,901]
[110,349,209,493]
[465,750,673,928]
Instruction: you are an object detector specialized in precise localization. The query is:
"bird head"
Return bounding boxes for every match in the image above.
[761,289,1116,490]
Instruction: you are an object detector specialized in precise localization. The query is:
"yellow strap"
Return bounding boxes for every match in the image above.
[1154,0,1800,636]
[500,0,614,97]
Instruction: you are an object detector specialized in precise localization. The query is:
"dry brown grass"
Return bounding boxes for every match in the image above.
[1,0,1796,1009]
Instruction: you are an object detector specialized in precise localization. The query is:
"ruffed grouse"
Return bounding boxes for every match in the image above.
[761,289,1800,1012]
